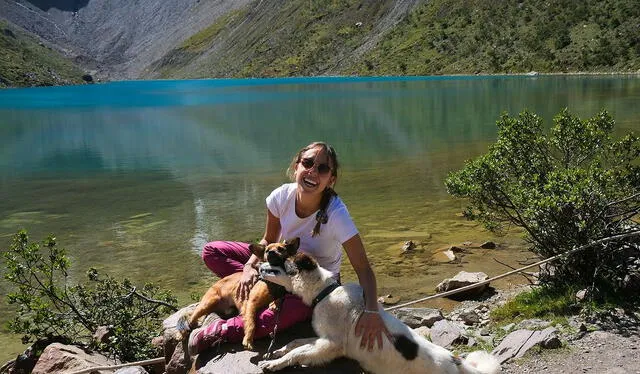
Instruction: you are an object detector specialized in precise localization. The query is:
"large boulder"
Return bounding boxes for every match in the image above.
[429,320,468,348]
[31,343,118,374]
[391,308,444,328]
[193,321,363,374]
[491,327,560,363]
[436,271,489,300]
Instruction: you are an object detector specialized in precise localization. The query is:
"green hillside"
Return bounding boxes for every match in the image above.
[353,0,640,75]
[147,0,394,79]
[150,0,640,79]
[0,21,85,88]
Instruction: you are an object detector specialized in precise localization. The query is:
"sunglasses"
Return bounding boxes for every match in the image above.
[300,157,332,175]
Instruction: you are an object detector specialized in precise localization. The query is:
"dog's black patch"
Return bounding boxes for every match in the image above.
[294,253,318,271]
[284,237,300,256]
[393,334,418,360]
[267,250,286,267]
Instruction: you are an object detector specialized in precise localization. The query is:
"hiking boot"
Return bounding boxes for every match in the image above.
[188,319,227,356]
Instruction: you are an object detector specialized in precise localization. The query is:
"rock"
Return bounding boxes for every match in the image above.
[501,323,515,332]
[151,335,164,348]
[466,337,477,347]
[430,320,467,348]
[93,325,114,345]
[3,28,16,38]
[115,367,148,374]
[449,245,468,253]
[413,326,431,340]
[575,289,588,301]
[432,249,458,263]
[435,271,489,300]
[480,241,496,249]
[459,311,481,325]
[391,308,444,328]
[401,240,416,252]
[82,74,94,83]
[516,319,552,330]
[193,321,363,373]
[377,294,399,305]
[32,343,118,374]
[542,336,562,349]
[492,327,559,363]
[166,340,190,374]
[164,303,198,330]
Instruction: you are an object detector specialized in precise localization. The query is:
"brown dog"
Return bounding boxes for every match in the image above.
[176,238,300,350]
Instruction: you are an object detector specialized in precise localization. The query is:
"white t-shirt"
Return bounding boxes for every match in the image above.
[266,183,359,276]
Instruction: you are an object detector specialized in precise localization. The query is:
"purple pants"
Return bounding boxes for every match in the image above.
[201,241,313,343]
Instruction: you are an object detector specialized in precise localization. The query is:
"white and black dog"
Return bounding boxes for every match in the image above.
[258,252,500,374]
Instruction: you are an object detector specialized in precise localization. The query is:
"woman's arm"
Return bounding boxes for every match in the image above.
[238,208,281,300]
[343,234,392,351]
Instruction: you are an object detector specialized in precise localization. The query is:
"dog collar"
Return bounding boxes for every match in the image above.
[312,282,340,308]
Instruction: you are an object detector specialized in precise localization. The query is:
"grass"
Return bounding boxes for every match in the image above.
[490,286,579,325]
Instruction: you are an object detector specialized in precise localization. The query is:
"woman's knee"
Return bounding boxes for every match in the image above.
[201,241,231,276]
[201,241,250,277]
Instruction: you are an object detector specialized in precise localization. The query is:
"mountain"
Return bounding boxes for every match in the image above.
[0,19,85,87]
[1,0,639,88]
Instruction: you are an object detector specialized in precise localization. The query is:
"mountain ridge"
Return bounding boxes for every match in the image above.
[1,0,639,88]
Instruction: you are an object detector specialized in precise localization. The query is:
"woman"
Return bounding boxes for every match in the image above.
[189,141,390,355]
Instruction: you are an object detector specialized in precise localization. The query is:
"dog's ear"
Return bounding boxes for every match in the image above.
[284,237,300,256]
[249,243,266,258]
[293,253,317,271]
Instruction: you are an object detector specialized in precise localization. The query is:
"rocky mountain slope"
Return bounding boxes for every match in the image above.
[0,0,254,81]
[0,19,84,87]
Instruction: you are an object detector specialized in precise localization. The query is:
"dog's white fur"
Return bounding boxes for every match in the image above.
[258,254,500,374]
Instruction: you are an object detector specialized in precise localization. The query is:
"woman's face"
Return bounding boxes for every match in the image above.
[294,146,336,196]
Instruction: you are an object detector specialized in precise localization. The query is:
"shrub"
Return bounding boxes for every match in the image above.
[446,109,640,297]
[3,230,178,361]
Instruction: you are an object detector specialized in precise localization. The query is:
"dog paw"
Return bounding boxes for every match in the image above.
[242,339,254,351]
[258,360,281,372]
[269,346,288,358]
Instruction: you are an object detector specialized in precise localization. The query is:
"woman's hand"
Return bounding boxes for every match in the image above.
[236,263,259,301]
[355,310,392,351]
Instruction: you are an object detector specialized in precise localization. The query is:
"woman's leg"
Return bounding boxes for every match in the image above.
[223,294,313,343]
[201,240,251,278]
[189,294,313,352]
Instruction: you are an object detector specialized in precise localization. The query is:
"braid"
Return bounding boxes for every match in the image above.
[312,187,337,237]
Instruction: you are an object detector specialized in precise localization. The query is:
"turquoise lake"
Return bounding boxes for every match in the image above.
[1,75,639,358]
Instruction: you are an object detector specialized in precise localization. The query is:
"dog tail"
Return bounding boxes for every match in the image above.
[392,334,418,360]
[463,351,501,374]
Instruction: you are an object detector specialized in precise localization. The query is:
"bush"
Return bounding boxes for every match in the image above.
[3,230,178,361]
[446,109,640,297]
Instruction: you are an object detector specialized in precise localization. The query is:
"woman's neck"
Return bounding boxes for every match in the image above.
[295,191,322,218]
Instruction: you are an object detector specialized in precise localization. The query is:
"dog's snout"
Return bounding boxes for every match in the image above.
[266,250,284,266]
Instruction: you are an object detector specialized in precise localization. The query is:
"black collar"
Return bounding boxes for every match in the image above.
[312,282,340,308]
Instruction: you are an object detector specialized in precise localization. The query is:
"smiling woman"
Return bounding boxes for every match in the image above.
[189,141,390,355]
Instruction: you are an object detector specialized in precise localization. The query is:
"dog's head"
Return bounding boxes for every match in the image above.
[259,252,319,293]
[248,237,300,267]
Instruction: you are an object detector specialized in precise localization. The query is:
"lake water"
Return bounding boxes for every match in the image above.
[1,75,639,359]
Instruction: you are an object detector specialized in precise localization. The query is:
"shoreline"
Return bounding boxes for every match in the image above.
[2,71,640,90]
